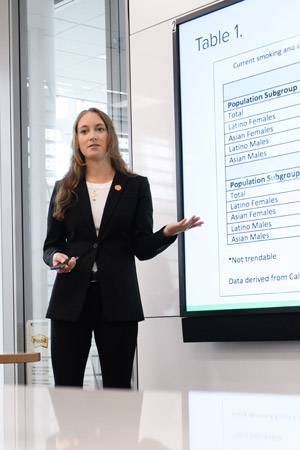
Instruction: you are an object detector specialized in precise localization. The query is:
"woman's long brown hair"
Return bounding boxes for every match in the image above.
[53,108,133,220]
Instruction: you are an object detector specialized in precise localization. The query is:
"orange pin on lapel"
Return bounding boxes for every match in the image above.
[115,185,122,191]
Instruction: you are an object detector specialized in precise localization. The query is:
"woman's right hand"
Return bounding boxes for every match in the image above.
[52,253,77,274]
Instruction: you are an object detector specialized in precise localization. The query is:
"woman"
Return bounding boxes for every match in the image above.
[43,107,203,388]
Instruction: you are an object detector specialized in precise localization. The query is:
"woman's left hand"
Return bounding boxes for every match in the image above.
[163,216,204,237]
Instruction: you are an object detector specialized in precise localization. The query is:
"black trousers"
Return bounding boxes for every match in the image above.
[51,282,138,389]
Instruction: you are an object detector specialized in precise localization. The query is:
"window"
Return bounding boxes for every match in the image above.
[21,0,129,387]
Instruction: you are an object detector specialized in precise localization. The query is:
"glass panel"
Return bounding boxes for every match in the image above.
[0,0,12,386]
[22,0,128,387]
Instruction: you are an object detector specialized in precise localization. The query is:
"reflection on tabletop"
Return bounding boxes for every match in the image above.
[1,385,300,449]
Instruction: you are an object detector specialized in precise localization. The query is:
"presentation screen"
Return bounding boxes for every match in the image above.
[174,0,300,317]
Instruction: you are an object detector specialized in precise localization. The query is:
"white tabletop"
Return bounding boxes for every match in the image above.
[1,385,300,449]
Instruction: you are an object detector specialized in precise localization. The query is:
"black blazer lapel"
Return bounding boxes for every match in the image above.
[75,178,97,238]
[99,171,128,236]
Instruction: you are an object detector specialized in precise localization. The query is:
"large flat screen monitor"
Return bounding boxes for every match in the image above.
[173,0,300,340]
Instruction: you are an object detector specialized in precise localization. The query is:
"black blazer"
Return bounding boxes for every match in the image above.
[43,171,176,322]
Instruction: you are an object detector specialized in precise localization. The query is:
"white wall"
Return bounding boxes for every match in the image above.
[129,0,300,392]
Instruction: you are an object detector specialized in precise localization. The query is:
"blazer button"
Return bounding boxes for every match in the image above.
[93,243,98,249]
